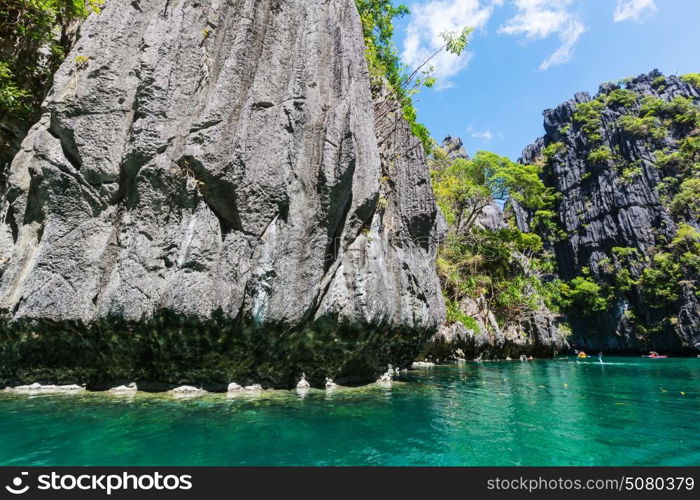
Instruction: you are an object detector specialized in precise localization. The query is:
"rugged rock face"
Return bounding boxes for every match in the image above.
[517,70,700,354]
[422,137,568,361]
[0,0,444,388]
[426,300,567,361]
[441,135,468,161]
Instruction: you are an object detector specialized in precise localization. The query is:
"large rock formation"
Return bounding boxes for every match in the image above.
[0,0,445,388]
[517,70,700,354]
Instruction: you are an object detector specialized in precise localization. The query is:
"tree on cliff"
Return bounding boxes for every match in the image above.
[431,148,559,326]
[355,0,471,152]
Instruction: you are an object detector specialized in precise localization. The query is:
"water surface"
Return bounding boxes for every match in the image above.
[1,357,698,466]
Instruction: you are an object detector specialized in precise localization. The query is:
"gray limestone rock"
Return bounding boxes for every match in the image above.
[0,0,444,387]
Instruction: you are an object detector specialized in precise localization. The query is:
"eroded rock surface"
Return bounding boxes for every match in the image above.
[517,70,700,353]
[0,0,444,387]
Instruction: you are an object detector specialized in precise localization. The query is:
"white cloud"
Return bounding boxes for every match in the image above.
[401,0,504,87]
[499,0,586,70]
[613,0,657,22]
[468,126,494,141]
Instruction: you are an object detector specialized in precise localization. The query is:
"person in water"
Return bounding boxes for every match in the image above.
[575,350,587,358]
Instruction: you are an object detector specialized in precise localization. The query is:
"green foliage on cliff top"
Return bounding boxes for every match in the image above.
[356,1,432,149]
[572,98,605,142]
[640,95,700,127]
[681,73,700,89]
[606,88,637,108]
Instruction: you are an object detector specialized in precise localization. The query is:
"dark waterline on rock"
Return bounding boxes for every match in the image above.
[1,357,698,466]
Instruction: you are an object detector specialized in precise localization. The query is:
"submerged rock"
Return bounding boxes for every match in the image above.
[296,374,310,390]
[410,361,435,369]
[0,0,444,387]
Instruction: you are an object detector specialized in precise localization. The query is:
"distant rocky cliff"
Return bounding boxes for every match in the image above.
[0,0,445,388]
[517,70,700,354]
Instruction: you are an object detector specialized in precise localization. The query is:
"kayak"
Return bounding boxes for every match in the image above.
[642,355,668,358]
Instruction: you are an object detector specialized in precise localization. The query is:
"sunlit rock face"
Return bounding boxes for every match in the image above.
[517,70,700,354]
[0,0,444,388]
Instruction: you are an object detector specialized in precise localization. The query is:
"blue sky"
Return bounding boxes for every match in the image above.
[393,0,700,160]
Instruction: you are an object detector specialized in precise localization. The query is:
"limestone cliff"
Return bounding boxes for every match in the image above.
[517,70,700,354]
[0,0,445,388]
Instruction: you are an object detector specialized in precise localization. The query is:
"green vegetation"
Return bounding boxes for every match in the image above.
[356,0,471,152]
[535,75,700,327]
[445,298,480,332]
[431,147,560,327]
[619,164,642,183]
[670,178,700,219]
[572,98,605,142]
[671,223,700,273]
[557,275,608,315]
[432,150,554,233]
[543,141,566,163]
[587,145,612,164]
[639,252,682,307]
[611,246,638,260]
[681,73,700,88]
[640,95,700,128]
[0,0,103,120]
[618,114,667,141]
[606,88,637,108]
[652,75,667,88]
[0,61,30,115]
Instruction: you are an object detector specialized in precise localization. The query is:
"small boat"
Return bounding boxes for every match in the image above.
[642,355,668,359]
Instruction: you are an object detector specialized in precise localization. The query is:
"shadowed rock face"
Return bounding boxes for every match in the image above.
[0,0,444,388]
[517,70,700,354]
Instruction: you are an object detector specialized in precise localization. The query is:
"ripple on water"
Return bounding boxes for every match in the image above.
[1,357,699,465]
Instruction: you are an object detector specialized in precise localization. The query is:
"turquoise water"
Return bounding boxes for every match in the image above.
[1,357,699,466]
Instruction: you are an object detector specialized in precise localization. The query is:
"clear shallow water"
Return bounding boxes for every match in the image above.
[1,357,699,466]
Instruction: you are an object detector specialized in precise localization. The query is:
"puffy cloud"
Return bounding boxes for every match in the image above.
[613,0,657,22]
[499,0,586,70]
[401,0,503,87]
